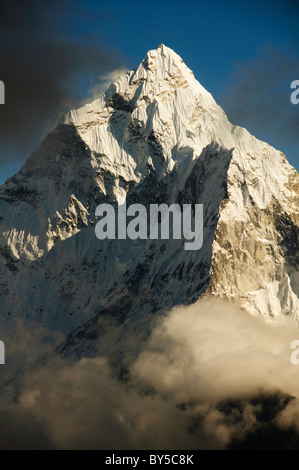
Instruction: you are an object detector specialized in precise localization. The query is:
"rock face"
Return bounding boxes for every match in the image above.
[0,44,299,356]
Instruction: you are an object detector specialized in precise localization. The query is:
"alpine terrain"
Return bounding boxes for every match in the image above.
[1,44,299,361]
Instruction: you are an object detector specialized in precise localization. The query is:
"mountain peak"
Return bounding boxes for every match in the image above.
[146,43,184,62]
[136,43,199,89]
[1,45,299,328]
[64,44,218,153]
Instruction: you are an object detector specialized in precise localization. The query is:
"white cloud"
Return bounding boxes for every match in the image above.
[1,298,299,449]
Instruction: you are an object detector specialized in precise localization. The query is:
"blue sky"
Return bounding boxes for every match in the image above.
[0,0,298,183]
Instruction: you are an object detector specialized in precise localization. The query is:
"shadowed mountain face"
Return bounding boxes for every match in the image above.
[0,128,233,359]
[0,44,299,361]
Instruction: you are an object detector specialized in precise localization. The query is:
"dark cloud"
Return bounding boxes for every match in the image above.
[0,0,123,165]
[1,299,299,449]
[220,46,299,150]
[0,402,54,450]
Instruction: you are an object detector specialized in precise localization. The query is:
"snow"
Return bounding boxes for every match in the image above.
[0,44,299,345]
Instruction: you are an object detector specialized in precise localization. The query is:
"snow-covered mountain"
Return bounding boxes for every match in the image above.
[1,44,299,357]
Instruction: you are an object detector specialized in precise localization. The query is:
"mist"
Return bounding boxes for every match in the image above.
[220,46,299,158]
[0,0,124,167]
[1,299,299,449]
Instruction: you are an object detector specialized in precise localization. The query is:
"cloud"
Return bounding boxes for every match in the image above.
[220,46,299,149]
[132,300,299,401]
[0,0,124,166]
[0,400,54,450]
[87,67,129,102]
[1,298,299,449]
[20,357,201,450]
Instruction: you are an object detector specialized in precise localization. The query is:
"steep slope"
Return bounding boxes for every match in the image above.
[0,44,298,358]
